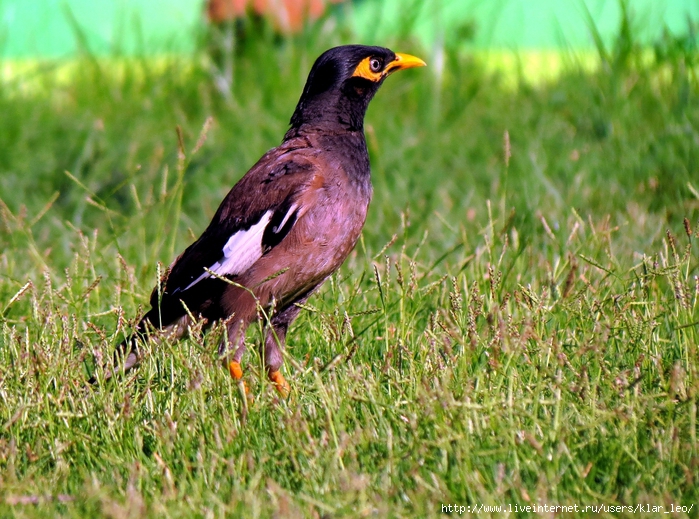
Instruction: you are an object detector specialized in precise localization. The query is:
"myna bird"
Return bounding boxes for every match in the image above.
[103,45,425,395]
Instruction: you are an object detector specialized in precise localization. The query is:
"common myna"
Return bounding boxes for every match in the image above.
[105,45,425,395]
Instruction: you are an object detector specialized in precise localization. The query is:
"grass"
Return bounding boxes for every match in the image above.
[1,14,698,519]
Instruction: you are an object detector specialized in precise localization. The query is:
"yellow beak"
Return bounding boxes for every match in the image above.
[386,53,427,74]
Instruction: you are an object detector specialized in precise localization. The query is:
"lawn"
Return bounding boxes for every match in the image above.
[1,18,698,519]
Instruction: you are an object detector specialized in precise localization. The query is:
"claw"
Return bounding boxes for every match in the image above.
[269,370,290,398]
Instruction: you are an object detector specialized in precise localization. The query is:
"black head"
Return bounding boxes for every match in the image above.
[287,45,425,136]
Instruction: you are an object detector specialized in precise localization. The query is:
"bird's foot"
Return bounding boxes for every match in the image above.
[268,370,290,398]
[228,361,251,396]
[228,360,243,379]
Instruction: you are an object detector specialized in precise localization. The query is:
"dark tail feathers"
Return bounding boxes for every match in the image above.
[88,314,152,384]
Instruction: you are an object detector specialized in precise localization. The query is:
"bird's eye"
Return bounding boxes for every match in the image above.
[369,58,382,73]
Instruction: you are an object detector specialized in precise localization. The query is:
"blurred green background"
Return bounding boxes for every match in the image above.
[1,0,698,58]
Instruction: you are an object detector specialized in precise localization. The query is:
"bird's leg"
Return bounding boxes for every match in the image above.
[263,301,305,397]
[264,323,290,397]
[220,318,249,391]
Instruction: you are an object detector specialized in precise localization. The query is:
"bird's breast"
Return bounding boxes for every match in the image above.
[236,172,371,307]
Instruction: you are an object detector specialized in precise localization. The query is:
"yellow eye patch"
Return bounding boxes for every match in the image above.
[351,57,383,82]
[351,53,426,82]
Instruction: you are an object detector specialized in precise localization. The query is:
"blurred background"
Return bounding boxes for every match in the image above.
[1,0,698,57]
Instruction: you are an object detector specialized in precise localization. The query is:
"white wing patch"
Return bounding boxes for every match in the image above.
[180,203,299,292]
[274,203,297,233]
[183,210,273,291]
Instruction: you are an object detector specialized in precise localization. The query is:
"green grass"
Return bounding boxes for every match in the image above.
[1,20,698,519]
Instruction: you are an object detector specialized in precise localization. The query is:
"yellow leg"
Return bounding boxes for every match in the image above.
[269,370,290,398]
[228,361,250,395]
[228,361,243,380]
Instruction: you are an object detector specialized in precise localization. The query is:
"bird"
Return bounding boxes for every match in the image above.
[100,45,426,396]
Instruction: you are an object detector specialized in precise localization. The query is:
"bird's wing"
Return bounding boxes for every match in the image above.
[163,146,323,297]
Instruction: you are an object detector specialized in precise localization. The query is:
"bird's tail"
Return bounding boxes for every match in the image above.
[88,313,152,384]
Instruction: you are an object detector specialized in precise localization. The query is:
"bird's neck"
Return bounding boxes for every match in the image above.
[286,91,371,136]
[283,125,372,196]
[284,126,368,164]
[283,120,364,141]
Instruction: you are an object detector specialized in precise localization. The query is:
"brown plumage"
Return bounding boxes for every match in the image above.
[100,45,425,395]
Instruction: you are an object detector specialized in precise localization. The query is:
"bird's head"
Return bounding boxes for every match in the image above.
[288,45,426,134]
